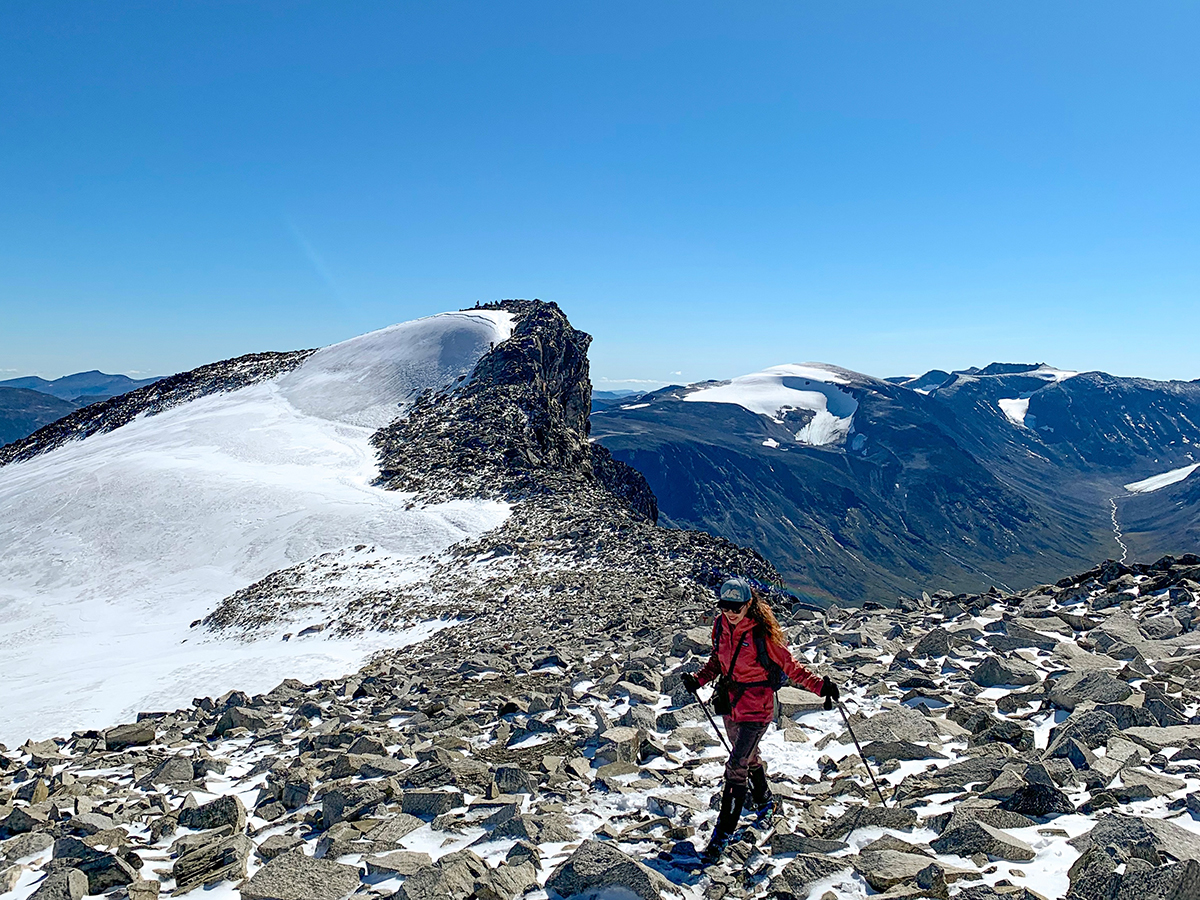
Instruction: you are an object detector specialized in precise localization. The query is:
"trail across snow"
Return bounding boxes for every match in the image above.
[0,311,514,745]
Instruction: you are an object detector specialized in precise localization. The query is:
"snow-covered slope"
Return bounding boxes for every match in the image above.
[683,364,859,447]
[0,311,514,745]
[1125,462,1200,493]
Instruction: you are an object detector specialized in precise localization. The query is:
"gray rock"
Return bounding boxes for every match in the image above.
[213,706,270,735]
[494,765,537,794]
[770,833,849,855]
[846,707,939,743]
[171,833,252,895]
[322,783,384,825]
[365,813,425,844]
[778,686,824,716]
[1140,615,1183,640]
[365,850,433,877]
[391,849,495,900]
[1112,768,1187,801]
[1070,813,1200,862]
[137,756,195,788]
[0,831,53,862]
[912,627,952,658]
[1124,726,1200,753]
[177,794,246,833]
[1114,858,1200,900]
[1050,672,1133,711]
[545,840,667,900]
[823,805,916,838]
[930,820,1035,861]
[768,854,854,898]
[256,834,304,861]
[999,783,1076,817]
[853,850,973,891]
[127,880,160,900]
[28,868,88,900]
[240,850,362,900]
[103,722,156,750]
[51,837,137,895]
[971,656,1041,687]
[400,790,463,818]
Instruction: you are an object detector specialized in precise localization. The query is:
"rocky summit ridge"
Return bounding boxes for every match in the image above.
[5,301,1200,900]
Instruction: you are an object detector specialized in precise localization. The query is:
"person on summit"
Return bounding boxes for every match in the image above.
[682,577,839,860]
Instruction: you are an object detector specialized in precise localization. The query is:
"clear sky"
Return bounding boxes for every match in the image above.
[2,2,1198,386]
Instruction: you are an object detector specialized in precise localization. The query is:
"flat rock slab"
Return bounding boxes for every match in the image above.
[365,850,433,877]
[240,850,362,900]
[1124,726,1200,753]
[930,820,1035,861]
[846,707,939,744]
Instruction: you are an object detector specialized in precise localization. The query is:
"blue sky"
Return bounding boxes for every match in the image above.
[2,2,1197,385]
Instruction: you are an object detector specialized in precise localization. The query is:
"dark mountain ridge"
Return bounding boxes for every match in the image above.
[593,360,1199,606]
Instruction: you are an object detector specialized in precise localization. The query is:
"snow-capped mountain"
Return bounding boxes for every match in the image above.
[592,361,1200,606]
[0,311,518,743]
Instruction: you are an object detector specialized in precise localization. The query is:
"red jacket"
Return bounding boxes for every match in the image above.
[696,615,822,722]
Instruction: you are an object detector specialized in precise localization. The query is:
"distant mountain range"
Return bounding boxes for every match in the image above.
[591,361,1200,605]
[0,370,163,446]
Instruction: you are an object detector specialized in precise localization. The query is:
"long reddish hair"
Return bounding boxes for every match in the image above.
[748,589,786,646]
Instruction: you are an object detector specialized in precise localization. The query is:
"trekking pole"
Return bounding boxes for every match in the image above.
[693,692,731,753]
[834,700,888,806]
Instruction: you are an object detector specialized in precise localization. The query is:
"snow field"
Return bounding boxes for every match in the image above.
[0,311,514,745]
[1124,462,1200,493]
[684,364,858,447]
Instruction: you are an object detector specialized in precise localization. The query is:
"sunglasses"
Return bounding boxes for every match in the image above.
[717,599,751,612]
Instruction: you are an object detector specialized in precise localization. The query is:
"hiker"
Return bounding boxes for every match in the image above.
[682,577,839,859]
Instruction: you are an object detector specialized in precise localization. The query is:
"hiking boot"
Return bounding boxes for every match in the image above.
[747,766,774,817]
[703,782,746,861]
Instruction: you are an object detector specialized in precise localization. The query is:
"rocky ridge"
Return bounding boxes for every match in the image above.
[0,351,314,467]
[6,555,1200,900]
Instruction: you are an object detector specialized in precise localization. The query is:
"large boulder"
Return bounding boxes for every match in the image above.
[28,868,88,900]
[1049,672,1133,711]
[845,707,939,744]
[853,850,973,891]
[102,722,156,750]
[177,795,246,833]
[1069,813,1200,862]
[49,838,136,895]
[769,854,854,898]
[971,656,1041,688]
[931,821,1035,861]
[545,840,667,900]
[171,834,251,895]
[240,850,361,900]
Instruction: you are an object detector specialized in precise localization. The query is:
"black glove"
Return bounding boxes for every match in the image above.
[681,672,701,694]
[820,675,840,710]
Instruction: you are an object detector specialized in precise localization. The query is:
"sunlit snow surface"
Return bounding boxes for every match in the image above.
[0,311,514,745]
[998,397,1031,426]
[1125,462,1200,493]
[684,364,858,446]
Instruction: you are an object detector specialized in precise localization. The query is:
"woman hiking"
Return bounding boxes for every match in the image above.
[682,577,839,860]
